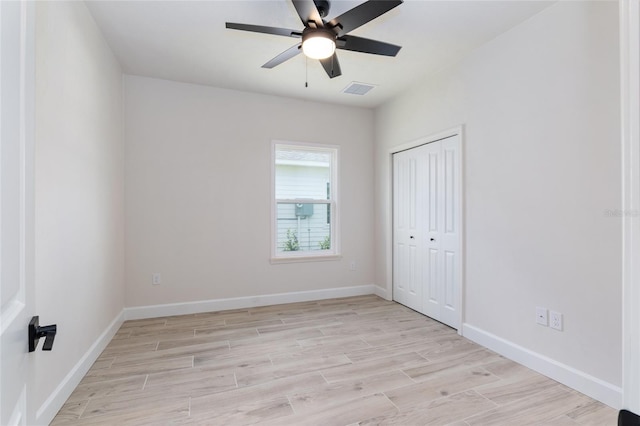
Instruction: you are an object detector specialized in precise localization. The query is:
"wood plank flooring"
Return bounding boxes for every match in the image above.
[51,295,617,425]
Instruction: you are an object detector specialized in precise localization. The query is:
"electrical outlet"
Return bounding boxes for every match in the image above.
[550,311,563,331]
[350,261,356,271]
[536,307,548,326]
[152,273,161,286]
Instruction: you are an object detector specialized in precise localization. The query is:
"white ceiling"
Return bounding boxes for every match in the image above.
[85,0,554,108]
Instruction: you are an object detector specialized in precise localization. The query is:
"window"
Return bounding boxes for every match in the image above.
[272,142,339,261]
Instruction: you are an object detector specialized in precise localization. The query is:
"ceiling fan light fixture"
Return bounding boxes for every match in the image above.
[302,29,336,60]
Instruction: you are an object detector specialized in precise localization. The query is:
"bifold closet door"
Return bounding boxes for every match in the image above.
[393,136,461,329]
[392,147,424,313]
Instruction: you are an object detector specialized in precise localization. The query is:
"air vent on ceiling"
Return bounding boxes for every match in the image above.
[342,82,376,96]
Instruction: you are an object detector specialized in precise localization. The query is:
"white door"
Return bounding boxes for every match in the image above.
[422,137,461,328]
[393,135,461,329]
[392,148,424,312]
[1,1,35,425]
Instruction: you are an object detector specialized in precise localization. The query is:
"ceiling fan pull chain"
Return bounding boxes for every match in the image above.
[305,56,308,88]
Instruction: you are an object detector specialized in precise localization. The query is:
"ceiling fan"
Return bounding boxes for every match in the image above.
[226,0,403,79]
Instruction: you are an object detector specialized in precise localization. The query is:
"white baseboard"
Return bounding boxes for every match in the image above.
[373,285,388,300]
[36,311,124,425]
[124,284,378,320]
[462,323,622,409]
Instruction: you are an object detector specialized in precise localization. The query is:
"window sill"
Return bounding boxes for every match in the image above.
[270,254,342,264]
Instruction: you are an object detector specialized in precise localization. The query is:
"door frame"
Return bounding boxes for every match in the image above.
[387,126,465,333]
[620,0,640,414]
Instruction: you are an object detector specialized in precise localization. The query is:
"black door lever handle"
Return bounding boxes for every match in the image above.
[39,324,57,350]
[28,316,57,352]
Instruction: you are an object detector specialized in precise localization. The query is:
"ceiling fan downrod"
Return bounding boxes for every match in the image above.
[313,0,330,18]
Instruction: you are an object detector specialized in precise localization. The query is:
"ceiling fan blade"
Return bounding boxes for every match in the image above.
[226,22,302,38]
[292,0,323,27]
[328,0,403,37]
[337,35,401,56]
[262,44,302,69]
[319,53,342,79]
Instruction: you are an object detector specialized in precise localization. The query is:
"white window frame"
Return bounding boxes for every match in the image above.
[271,140,340,263]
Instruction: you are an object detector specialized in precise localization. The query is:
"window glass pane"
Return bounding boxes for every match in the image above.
[275,147,331,200]
[276,202,331,253]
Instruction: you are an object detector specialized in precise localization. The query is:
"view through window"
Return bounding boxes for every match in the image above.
[273,142,338,259]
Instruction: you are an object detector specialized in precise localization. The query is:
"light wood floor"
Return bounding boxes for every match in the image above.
[52,295,617,425]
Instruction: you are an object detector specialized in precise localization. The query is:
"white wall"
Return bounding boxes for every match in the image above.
[34,1,125,422]
[124,76,374,307]
[374,0,621,399]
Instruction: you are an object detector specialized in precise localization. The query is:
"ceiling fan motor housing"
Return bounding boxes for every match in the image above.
[302,27,336,43]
